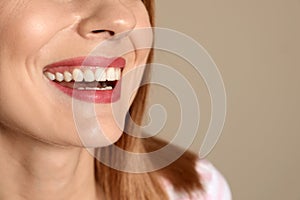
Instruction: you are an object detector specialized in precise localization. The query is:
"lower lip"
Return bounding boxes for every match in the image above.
[50,81,121,103]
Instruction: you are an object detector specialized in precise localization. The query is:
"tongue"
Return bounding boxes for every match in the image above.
[58,81,116,89]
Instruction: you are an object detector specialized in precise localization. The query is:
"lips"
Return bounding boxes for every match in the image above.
[43,56,125,103]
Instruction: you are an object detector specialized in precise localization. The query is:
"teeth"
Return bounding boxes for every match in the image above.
[44,67,122,82]
[73,69,84,82]
[106,68,115,81]
[76,86,113,91]
[115,68,121,80]
[83,69,95,82]
[85,87,98,90]
[45,72,55,81]
[102,86,113,90]
[55,72,64,82]
[95,68,106,81]
[85,87,112,91]
[64,71,72,82]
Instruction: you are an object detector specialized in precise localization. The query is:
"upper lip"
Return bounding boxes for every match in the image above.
[44,56,126,72]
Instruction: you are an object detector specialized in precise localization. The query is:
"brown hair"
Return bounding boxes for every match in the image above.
[95,1,203,199]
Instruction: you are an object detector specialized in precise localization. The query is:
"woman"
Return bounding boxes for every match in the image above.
[0,0,231,199]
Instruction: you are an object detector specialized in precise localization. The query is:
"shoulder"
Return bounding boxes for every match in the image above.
[162,159,232,200]
[143,137,232,199]
[195,159,232,200]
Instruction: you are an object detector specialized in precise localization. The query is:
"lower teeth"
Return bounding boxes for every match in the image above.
[77,86,113,91]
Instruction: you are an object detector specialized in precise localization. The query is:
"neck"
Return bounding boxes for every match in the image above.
[0,128,100,200]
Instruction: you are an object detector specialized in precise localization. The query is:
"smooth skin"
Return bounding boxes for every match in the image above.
[0,0,151,199]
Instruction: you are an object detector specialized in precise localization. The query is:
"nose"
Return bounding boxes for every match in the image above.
[77,1,136,40]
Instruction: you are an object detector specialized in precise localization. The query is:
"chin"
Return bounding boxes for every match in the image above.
[80,130,123,148]
[69,115,125,148]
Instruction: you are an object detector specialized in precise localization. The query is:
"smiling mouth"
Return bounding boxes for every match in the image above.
[44,67,121,91]
[43,56,125,103]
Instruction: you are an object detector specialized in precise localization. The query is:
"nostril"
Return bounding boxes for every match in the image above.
[91,30,115,36]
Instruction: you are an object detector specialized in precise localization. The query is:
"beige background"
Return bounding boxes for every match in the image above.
[150,0,300,199]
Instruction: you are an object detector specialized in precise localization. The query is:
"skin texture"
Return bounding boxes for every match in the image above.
[0,0,151,199]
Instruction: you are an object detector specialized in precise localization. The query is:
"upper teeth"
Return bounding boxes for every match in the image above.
[55,72,64,82]
[64,71,72,82]
[44,67,121,82]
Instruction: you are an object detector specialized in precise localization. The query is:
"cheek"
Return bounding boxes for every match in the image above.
[0,70,78,145]
[0,1,73,59]
[0,1,77,144]
[135,2,152,28]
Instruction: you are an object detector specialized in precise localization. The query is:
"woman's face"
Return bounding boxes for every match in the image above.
[0,0,151,147]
